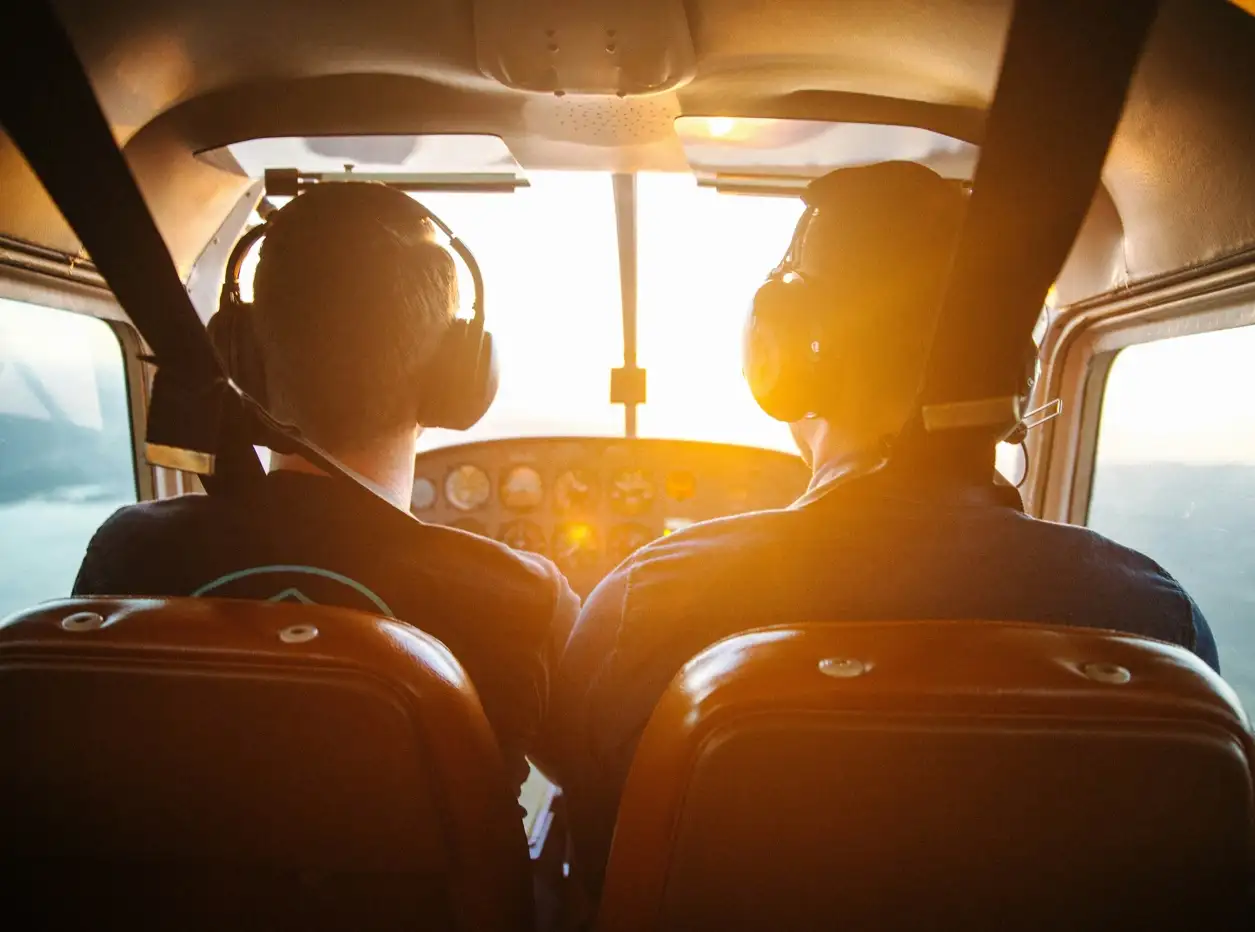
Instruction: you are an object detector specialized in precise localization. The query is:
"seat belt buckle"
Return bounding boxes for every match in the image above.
[145,442,216,476]
[143,365,227,476]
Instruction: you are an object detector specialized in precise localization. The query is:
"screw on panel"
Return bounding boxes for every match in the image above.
[279,625,319,644]
[1081,661,1131,684]
[818,658,868,679]
[61,611,104,632]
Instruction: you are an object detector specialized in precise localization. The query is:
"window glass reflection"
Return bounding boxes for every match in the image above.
[0,299,136,618]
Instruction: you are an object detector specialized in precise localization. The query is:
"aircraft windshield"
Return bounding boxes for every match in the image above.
[411,171,801,453]
[239,170,1026,473]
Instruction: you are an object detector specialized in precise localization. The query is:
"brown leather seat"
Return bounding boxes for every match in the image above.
[598,622,1255,932]
[0,598,533,932]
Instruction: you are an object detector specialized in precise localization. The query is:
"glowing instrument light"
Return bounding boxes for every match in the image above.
[552,521,601,572]
[565,522,593,543]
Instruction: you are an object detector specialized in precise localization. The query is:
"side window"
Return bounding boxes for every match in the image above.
[0,298,137,618]
[1087,324,1255,710]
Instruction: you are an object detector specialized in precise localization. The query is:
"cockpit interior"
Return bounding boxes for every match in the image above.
[4,1,1255,929]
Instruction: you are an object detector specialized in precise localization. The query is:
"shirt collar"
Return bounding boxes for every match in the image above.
[793,447,891,509]
[794,449,1025,514]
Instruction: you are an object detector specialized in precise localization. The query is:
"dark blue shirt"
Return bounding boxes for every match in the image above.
[546,463,1218,892]
[73,470,580,795]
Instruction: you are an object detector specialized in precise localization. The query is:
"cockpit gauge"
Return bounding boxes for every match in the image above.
[451,517,488,536]
[554,468,597,512]
[500,465,544,511]
[551,522,601,573]
[665,470,697,502]
[445,464,491,511]
[608,469,655,516]
[411,477,437,511]
[608,522,655,564]
[499,519,546,554]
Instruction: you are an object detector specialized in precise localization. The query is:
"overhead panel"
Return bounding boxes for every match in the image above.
[472,0,695,96]
[675,118,979,194]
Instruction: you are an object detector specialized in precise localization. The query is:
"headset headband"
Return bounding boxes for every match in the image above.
[223,190,485,330]
[772,174,972,283]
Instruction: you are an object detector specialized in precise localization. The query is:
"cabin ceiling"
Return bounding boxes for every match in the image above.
[2,0,1254,306]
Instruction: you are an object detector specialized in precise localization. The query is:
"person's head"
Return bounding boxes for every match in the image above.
[743,161,976,470]
[250,182,458,454]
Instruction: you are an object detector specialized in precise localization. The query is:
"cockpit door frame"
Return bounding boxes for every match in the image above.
[1030,250,1255,524]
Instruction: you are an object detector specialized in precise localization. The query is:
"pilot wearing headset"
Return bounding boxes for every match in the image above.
[73,182,579,796]
[544,160,1218,897]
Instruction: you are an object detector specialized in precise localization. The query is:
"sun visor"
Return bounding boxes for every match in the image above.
[198,135,528,191]
[675,118,978,195]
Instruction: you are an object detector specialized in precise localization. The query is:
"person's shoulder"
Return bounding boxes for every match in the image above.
[73,493,222,595]
[1015,512,1194,597]
[408,521,571,601]
[606,506,796,588]
[87,493,217,546]
[648,506,795,553]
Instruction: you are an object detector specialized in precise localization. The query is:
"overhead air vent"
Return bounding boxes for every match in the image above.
[472,0,695,97]
[526,96,680,147]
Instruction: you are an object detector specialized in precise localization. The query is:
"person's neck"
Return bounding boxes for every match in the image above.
[269,428,418,509]
[810,419,993,489]
[807,421,891,487]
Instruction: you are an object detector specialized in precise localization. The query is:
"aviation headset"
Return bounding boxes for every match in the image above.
[208,184,499,432]
[742,170,1037,429]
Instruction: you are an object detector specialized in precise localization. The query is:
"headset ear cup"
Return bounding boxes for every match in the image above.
[416,320,499,431]
[473,330,500,423]
[743,276,824,423]
[207,299,268,407]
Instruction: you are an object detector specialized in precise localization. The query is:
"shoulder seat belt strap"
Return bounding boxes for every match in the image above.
[0,0,425,532]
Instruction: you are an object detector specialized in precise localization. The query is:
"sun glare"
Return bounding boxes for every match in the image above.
[401,171,803,454]
[239,170,1159,467]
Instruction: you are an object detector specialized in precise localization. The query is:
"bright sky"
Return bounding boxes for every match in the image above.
[410,171,800,453]
[236,170,1255,466]
[0,298,117,430]
[1095,323,1255,465]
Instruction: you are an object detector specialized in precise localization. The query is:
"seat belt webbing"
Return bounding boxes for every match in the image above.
[918,0,1162,432]
[0,0,424,529]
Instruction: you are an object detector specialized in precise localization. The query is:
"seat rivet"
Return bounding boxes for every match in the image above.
[1082,661,1131,684]
[61,611,104,632]
[279,625,318,644]
[819,658,867,679]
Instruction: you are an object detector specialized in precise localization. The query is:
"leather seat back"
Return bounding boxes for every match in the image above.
[599,622,1254,932]
[0,598,532,932]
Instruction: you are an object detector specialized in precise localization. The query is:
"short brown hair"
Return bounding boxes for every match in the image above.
[251,183,457,450]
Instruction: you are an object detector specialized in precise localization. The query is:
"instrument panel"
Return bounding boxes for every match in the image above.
[412,437,811,596]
